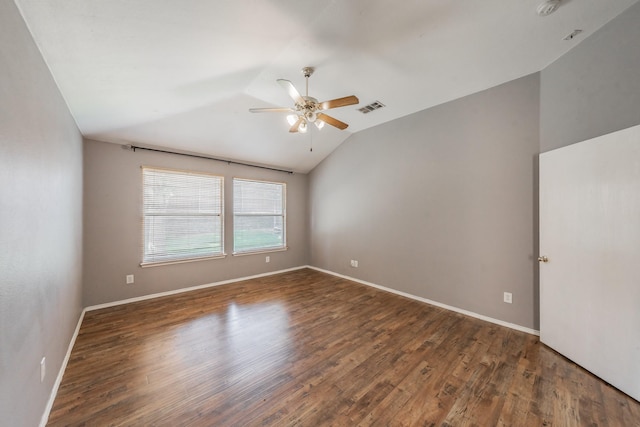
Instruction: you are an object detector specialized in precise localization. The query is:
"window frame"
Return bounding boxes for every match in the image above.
[232,177,287,256]
[140,166,225,267]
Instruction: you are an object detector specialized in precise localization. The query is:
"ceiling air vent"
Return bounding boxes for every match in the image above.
[358,101,385,114]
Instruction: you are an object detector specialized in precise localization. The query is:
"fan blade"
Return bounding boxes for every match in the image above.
[289,116,305,133]
[317,113,348,130]
[319,95,359,110]
[249,107,293,113]
[277,79,304,104]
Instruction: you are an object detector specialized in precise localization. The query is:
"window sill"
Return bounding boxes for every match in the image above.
[232,247,288,257]
[140,253,227,268]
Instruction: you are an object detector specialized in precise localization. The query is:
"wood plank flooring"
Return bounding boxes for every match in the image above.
[47,269,640,426]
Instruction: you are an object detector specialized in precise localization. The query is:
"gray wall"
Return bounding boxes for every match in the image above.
[0,1,83,426]
[308,1,640,332]
[83,139,309,307]
[541,1,640,152]
[309,74,541,330]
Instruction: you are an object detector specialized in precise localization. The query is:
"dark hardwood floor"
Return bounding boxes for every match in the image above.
[47,268,640,426]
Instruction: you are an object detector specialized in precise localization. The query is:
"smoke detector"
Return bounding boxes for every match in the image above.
[537,0,561,16]
[563,29,583,40]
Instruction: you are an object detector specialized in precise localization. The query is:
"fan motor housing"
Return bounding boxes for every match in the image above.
[297,96,319,119]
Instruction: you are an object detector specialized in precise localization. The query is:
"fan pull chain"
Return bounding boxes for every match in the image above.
[309,127,313,152]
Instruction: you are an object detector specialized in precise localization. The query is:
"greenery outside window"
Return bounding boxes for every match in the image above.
[142,167,224,265]
[233,178,286,254]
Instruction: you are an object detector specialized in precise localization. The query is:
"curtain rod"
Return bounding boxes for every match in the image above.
[125,144,294,175]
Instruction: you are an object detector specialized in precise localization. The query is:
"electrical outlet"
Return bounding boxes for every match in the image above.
[126,274,134,284]
[503,292,513,304]
[40,357,46,382]
[350,260,359,268]
[265,256,270,263]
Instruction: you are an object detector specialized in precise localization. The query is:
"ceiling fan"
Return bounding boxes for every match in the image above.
[249,67,359,133]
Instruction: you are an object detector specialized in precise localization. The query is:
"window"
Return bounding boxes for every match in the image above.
[142,167,223,265]
[233,178,286,254]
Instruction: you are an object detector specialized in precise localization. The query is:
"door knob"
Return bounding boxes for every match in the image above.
[537,256,549,263]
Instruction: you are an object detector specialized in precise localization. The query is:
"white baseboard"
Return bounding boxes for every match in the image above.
[307,265,540,336]
[40,308,86,427]
[85,265,307,312]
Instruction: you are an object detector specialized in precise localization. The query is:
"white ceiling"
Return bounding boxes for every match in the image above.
[14,0,638,173]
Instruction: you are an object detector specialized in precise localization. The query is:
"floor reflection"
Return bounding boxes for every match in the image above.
[170,299,294,396]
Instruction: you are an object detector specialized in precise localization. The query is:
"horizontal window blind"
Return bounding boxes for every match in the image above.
[143,167,223,264]
[233,179,286,254]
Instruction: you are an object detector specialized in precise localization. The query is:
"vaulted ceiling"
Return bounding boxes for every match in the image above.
[14,0,638,172]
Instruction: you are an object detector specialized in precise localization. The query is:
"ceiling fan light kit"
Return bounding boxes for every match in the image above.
[250,66,359,134]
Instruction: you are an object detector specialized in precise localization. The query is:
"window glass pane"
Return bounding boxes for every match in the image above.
[143,168,223,264]
[144,216,222,262]
[233,179,285,253]
[234,216,283,253]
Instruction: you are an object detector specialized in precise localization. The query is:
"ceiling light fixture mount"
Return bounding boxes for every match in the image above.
[537,0,561,16]
[302,66,314,79]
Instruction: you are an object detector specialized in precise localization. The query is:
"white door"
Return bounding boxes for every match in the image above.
[539,124,640,402]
